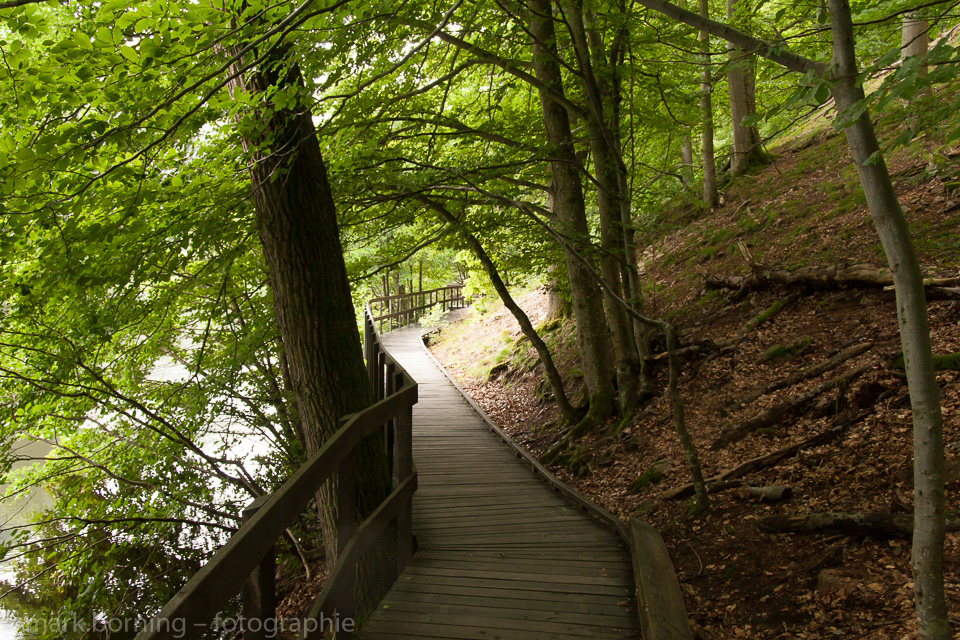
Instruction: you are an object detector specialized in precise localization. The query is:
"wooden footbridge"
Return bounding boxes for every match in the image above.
[138,285,689,640]
[360,325,639,639]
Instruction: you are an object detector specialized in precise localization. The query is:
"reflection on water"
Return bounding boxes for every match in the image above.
[0,439,53,639]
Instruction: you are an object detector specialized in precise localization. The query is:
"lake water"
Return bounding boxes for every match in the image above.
[0,439,53,639]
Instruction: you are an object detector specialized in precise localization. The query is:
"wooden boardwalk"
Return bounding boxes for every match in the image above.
[360,326,641,640]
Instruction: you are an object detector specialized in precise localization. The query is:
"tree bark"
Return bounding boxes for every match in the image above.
[733,342,873,408]
[528,0,615,425]
[757,512,960,538]
[827,2,948,636]
[902,13,929,71]
[704,263,960,296]
[663,415,858,500]
[680,134,694,188]
[699,0,718,207]
[711,359,875,450]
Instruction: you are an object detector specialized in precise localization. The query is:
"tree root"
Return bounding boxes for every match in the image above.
[662,403,877,500]
[730,342,873,410]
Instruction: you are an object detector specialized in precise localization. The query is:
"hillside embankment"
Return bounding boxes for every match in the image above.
[428,106,960,638]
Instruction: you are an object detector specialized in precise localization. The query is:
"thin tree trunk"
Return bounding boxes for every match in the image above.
[828,2,948,637]
[528,0,615,425]
[423,198,581,425]
[902,12,930,100]
[680,134,694,188]
[699,0,718,206]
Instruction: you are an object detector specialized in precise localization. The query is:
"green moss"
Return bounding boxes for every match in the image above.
[760,336,811,362]
[893,352,960,371]
[536,316,564,334]
[630,465,667,493]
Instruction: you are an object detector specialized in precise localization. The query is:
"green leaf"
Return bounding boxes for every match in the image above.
[120,45,138,63]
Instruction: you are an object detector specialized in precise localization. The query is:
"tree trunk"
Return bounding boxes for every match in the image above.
[680,134,694,188]
[423,198,581,425]
[528,0,615,425]
[827,2,948,637]
[757,512,960,538]
[565,0,645,415]
[726,0,766,176]
[902,12,930,100]
[699,0,719,207]
[902,13,929,68]
[231,50,392,606]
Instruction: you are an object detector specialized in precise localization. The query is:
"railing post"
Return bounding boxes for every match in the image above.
[336,420,358,636]
[376,350,386,401]
[396,383,414,576]
[385,362,397,479]
[241,495,276,640]
[364,315,377,393]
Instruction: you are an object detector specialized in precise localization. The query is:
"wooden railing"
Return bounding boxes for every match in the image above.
[369,283,466,333]
[135,307,418,640]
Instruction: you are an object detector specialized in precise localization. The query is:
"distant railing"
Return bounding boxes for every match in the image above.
[369,284,466,333]
[136,307,418,640]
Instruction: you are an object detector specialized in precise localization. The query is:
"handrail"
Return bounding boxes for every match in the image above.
[136,307,418,640]
[369,283,466,333]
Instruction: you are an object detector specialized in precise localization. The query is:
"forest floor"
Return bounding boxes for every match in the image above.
[427,106,960,638]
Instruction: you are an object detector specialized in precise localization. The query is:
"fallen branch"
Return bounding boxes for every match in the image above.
[647,294,798,365]
[757,512,960,537]
[705,263,960,298]
[662,405,873,500]
[731,342,873,409]
[733,485,792,502]
[710,359,876,450]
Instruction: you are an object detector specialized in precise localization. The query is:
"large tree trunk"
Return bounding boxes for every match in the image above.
[528,0,615,425]
[828,2,948,637]
[699,0,718,207]
[726,0,766,176]
[232,52,392,598]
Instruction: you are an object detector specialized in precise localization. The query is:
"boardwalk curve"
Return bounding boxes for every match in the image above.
[360,326,641,639]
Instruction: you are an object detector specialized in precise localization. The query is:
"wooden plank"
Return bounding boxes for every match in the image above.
[400,565,632,587]
[389,573,629,596]
[628,519,694,640]
[360,609,633,638]
[365,599,635,627]
[386,580,630,606]
[376,589,635,616]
